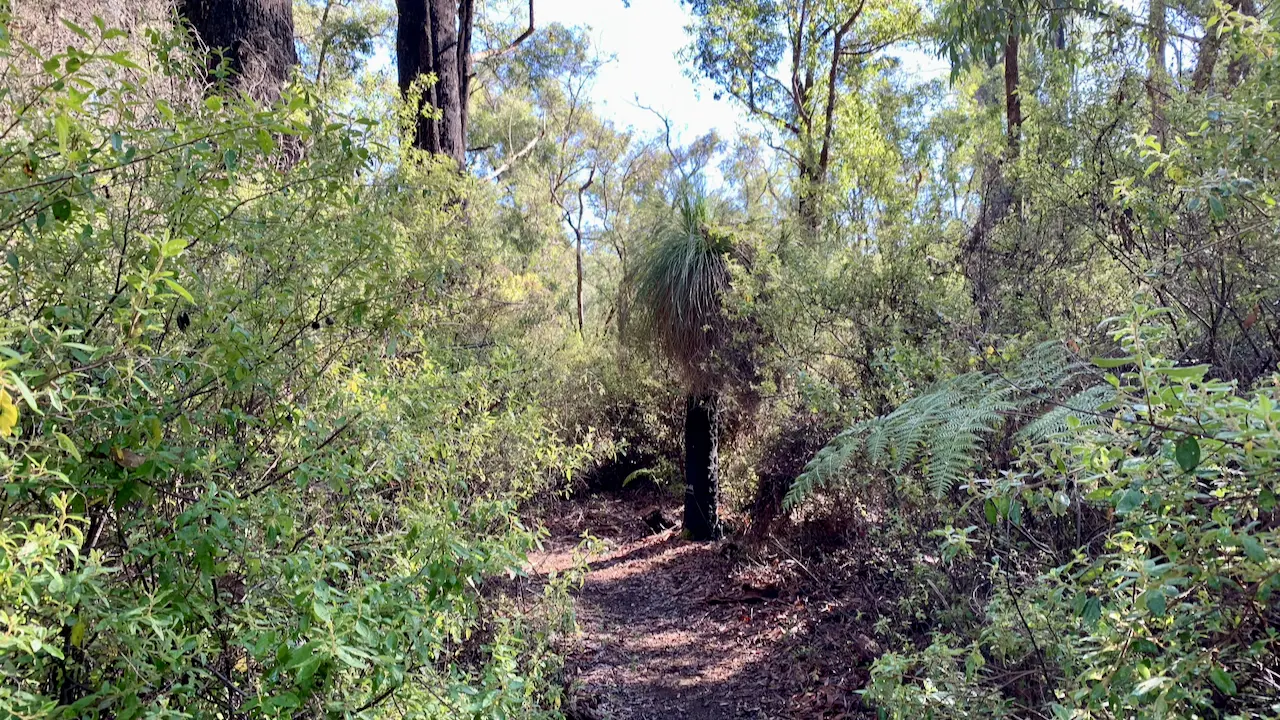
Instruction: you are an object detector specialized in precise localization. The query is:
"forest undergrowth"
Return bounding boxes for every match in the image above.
[1,0,1278,719]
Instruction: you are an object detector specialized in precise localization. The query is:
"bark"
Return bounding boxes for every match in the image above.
[568,168,595,336]
[683,394,721,541]
[1004,31,1022,153]
[394,0,463,165]
[396,0,440,153]
[1191,21,1222,94]
[395,0,535,168]
[1147,0,1168,140]
[429,0,465,165]
[179,0,298,103]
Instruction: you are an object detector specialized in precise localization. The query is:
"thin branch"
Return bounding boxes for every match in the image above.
[484,129,543,181]
[473,0,534,62]
[246,414,362,497]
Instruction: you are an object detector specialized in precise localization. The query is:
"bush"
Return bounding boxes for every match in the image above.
[851,304,1280,718]
[0,15,582,718]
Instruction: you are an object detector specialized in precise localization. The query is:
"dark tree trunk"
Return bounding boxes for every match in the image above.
[395,0,466,167]
[396,0,440,154]
[683,394,721,541]
[1003,30,1021,153]
[429,0,465,165]
[179,0,297,103]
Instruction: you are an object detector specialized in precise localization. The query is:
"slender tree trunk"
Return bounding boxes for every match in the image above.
[1004,30,1022,154]
[575,232,585,334]
[429,0,465,165]
[683,393,721,541]
[179,0,297,103]
[1147,0,1168,140]
[458,0,475,150]
[965,37,1021,330]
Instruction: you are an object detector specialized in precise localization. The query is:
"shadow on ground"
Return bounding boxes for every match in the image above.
[529,492,879,720]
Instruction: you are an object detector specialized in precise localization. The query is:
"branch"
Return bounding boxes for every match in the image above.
[473,0,534,63]
[485,129,543,181]
[246,414,361,497]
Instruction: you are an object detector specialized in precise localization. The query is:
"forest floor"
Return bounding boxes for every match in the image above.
[529,489,885,720]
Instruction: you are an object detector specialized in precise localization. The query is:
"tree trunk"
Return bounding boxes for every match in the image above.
[1003,30,1022,154]
[429,0,465,165]
[1147,0,1168,140]
[683,393,721,541]
[179,0,297,103]
[395,0,465,166]
[396,0,440,153]
[575,233,585,335]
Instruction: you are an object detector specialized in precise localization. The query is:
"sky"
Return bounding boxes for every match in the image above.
[535,0,747,144]
[371,0,951,147]
[535,0,950,143]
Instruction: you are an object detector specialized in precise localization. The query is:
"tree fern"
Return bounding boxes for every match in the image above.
[785,342,1109,507]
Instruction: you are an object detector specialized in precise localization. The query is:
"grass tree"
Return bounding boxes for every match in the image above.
[631,191,734,540]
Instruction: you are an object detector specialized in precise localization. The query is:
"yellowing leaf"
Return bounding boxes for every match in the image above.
[0,388,17,437]
[70,620,87,648]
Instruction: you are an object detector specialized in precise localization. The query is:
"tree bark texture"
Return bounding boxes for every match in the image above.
[179,0,297,103]
[396,0,533,168]
[683,394,721,541]
[395,0,464,164]
[1003,30,1022,152]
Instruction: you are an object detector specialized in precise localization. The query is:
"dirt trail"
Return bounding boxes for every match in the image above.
[530,492,874,720]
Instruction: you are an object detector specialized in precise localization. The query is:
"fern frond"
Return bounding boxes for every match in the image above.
[785,342,1106,508]
[1017,385,1116,442]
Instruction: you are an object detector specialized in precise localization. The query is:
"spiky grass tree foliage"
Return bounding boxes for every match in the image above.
[631,192,733,540]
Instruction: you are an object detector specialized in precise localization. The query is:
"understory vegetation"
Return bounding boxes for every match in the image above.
[0,0,1277,718]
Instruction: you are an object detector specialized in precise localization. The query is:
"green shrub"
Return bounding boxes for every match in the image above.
[0,15,582,719]
[854,304,1280,718]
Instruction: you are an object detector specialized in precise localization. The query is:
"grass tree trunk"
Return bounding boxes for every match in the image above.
[683,393,721,541]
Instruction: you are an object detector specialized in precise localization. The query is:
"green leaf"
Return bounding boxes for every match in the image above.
[1261,486,1276,512]
[1116,489,1146,514]
[162,278,194,304]
[1152,365,1208,381]
[61,19,92,39]
[9,374,40,412]
[1238,534,1267,563]
[1209,667,1236,696]
[204,96,223,113]
[51,197,73,222]
[194,539,215,576]
[1208,194,1225,219]
[312,600,332,623]
[1143,587,1166,616]
[1081,596,1101,625]
[54,432,81,462]
[984,498,998,525]
[161,235,187,258]
[1175,436,1200,473]
[256,128,275,155]
[1092,356,1135,368]
[1133,676,1167,697]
